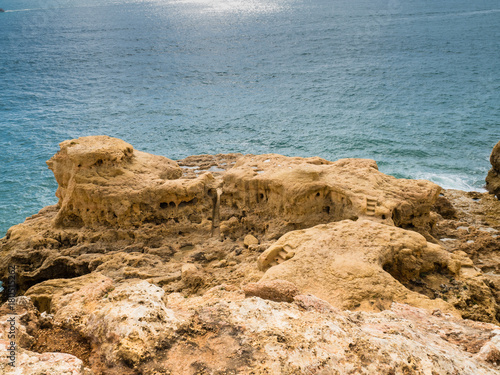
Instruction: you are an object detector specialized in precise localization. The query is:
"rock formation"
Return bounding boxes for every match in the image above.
[258,219,497,321]
[221,154,441,239]
[0,135,499,374]
[46,136,213,228]
[5,282,500,374]
[486,140,500,199]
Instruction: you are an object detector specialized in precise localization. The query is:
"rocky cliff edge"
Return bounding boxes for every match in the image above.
[0,135,499,374]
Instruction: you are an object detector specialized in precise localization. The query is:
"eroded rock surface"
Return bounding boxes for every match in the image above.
[486,140,500,199]
[431,189,500,322]
[47,136,215,228]
[258,219,498,322]
[221,154,441,239]
[11,280,500,374]
[0,136,443,296]
[1,135,499,374]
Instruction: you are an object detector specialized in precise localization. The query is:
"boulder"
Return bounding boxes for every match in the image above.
[26,275,178,369]
[486,140,500,199]
[258,219,498,322]
[243,234,259,248]
[46,135,216,227]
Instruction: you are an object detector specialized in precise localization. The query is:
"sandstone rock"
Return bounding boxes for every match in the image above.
[432,193,458,219]
[431,189,500,321]
[221,154,441,239]
[22,279,500,374]
[0,297,39,349]
[243,279,299,303]
[0,138,446,297]
[181,263,204,288]
[476,331,500,365]
[46,135,216,228]
[243,234,259,248]
[28,276,178,370]
[293,293,339,313]
[0,340,92,375]
[486,140,500,199]
[258,219,498,321]
[490,141,500,171]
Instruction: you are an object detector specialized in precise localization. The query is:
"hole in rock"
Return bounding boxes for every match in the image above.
[179,198,198,208]
[381,214,386,220]
[323,206,331,214]
[94,159,103,166]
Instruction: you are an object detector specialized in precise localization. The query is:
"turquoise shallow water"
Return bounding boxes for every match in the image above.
[0,0,499,236]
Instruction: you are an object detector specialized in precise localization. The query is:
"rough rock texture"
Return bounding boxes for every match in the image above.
[221,154,441,239]
[431,189,500,322]
[0,340,91,375]
[26,276,178,373]
[0,297,92,374]
[258,219,498,321]
[46,136,215,228]
[486,140,500,199]
[1,136,500,374]
[243,279,300,303]
[14,281,500,374]
[0,136,443,296]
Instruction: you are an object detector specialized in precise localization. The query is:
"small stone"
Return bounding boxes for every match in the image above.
[243,279,300,303]
[181,264,198,279]
[181,264,204,287]
[244,234,259,248]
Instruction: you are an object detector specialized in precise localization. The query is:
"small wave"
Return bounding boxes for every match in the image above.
[411,172,486,192]
[460,9,500,16]
[4,9,43,12]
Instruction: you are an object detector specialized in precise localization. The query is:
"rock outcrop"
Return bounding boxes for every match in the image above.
[431,189,500,322]
[1,135,499,374]
[46,136,215,228]
[0,135,443,295]
[7,280,500,374]
[486,140,500,199]
[221,154,441,239]
[258,219,498,321]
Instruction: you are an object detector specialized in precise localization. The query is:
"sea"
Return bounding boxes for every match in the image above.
[0,0,499,237]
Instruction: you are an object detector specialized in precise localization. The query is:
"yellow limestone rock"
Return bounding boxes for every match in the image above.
[486,140,500,199]
[46,135,216,227]
[243,234,259,248]
[242,279,300,303]
[221,154,441,239]
[258,219,497,319]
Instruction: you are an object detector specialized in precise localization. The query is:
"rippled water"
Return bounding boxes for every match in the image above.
[0,0,499,236]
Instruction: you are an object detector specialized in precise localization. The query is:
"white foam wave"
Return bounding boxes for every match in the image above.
[412,172,486,192]
[4,9,43,12]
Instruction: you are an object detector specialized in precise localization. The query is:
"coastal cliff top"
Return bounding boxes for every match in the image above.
[0,135,499,374]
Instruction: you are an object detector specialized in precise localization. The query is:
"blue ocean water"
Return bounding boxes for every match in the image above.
[0,0,499,236]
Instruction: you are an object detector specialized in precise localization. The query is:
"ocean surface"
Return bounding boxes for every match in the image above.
[0,0,499,236]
